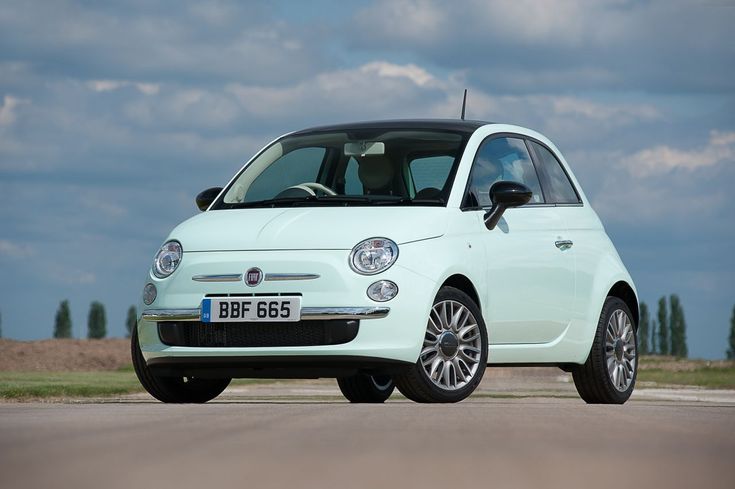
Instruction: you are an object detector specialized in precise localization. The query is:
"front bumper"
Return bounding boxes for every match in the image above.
[137,248,439,368]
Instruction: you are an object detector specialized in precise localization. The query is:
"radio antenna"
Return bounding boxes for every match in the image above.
[460,89,467,120]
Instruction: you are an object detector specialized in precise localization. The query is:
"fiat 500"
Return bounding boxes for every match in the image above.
[133,119,638,404]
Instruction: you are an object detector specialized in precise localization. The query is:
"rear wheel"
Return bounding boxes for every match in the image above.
[572,296,637,404]
[337,374,395,403]
[395,286,488,403]
[131,328,231,403]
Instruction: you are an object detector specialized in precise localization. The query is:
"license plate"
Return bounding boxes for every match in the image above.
[201,297,301,323]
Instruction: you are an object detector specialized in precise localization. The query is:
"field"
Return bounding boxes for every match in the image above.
[0,339,734,400]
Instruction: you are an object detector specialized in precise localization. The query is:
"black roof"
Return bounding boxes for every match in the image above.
[289,119,490,137]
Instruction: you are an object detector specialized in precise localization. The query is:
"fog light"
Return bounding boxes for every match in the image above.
[143,283,157,305]
[367,280,398,302]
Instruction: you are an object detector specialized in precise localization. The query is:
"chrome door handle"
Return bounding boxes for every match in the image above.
[555,240,573,251]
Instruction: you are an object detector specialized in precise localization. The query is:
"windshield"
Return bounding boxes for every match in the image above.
[213,129,468,209]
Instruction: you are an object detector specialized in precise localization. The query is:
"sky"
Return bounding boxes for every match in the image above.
[0,0,733,358]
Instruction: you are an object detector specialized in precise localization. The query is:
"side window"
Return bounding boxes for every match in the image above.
[530,142,580,204]
[343,157,363,195]
[244,147,325,202]
[409,155,454,195]
[468,137,544,208]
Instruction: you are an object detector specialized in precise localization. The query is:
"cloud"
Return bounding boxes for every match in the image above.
[86,80,160,95]
[623,130,735,178]
[0,239,34,258]
[0,95,29,126]
[592,131,735,223]
[348,0,735,93]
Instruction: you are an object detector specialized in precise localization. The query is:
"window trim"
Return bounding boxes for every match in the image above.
[460,132,548,211]
[525,137,583,206]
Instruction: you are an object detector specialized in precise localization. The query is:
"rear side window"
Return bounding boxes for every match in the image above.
[409,156,454,194]
[530,142,580,204]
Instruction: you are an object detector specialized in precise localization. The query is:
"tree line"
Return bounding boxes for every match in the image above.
[638,294,693,357]
[52,300,138,339]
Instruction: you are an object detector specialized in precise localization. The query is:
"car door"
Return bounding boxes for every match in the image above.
[466,135,576,344]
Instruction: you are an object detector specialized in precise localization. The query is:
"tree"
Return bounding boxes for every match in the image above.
[657,297,669,355]
[87,301,107,339]
[638,302,650,355]
[651,318,658,355]
[54,300,73,338]
[669,294,688,358]
[125,305,137,338]
[727,305,735,360]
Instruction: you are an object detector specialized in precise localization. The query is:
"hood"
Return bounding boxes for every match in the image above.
[171,207,448,252]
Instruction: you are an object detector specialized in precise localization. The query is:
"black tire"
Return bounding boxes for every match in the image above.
[395,286,488,403]
[337,374,395,403]
[131,328,231,403]
[572,296,637,404]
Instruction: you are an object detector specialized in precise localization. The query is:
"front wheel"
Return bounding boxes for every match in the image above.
[395,286,488,403]
[572,296,637,404]
[337,374,395,403]
[131,328,231,403]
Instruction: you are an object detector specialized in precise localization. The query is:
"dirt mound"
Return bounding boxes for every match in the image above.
[0,338,131,371]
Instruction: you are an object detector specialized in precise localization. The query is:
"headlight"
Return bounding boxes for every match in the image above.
[349,238,398,275]
[152,240,183,278]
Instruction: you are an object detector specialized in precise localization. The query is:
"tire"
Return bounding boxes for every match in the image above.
[337,374,395,403]
[131,327,231,403]
[572,296,637,404]
[395,286,488,403]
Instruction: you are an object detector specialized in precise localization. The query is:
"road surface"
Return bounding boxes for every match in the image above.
[1,371,733,489]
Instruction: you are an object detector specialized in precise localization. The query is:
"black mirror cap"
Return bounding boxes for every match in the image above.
[489,181,533,208]
[483,181,532,230]
[196,187,223,211]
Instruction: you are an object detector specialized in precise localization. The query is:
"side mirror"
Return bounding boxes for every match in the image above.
[196,187,223,211]
[483,181,532,230]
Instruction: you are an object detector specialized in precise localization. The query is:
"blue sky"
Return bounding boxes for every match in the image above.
[0,0,733,358]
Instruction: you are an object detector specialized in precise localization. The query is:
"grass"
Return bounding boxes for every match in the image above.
[0,367,286,400]
[0,371,144,400]
[637,366,735,390]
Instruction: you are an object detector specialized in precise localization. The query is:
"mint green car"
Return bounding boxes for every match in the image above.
[133,120,638,404]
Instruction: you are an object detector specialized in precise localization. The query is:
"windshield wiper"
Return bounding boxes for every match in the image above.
[228,194,378,209]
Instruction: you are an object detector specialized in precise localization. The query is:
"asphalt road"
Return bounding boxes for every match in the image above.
[2,383,734,489]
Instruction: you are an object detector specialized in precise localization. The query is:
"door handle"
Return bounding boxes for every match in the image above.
[555,240,573,251]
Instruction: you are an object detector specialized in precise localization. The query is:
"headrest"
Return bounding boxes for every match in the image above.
[358,156,394,190]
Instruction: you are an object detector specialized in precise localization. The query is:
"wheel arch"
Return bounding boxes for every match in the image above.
[607,281,639,328]
[440,273,481,309]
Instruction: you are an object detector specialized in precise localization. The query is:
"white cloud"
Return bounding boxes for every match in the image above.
[623,130,735,178]
[86,80,160,95]
[0,239,34,258]
[360,62,437,87]
[0,95,29,126]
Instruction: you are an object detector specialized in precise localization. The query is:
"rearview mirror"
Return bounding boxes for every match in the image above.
[483,181,532,230]
[196,187,223,211]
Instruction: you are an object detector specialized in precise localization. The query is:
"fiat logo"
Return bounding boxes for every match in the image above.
[245,267,263,287]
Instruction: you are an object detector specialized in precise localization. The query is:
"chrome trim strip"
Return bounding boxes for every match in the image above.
[142,309,201,322]
[141,306,389,322]
[192,274,243,282]
[300,307,390,320]
[265,273,320,281]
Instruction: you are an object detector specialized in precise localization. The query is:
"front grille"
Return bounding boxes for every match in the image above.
[158,320,359,348]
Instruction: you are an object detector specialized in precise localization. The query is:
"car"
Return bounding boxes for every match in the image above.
[132,119,639,404]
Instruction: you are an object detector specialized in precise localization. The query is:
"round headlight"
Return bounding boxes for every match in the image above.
[152,240,183,278]
[349,238,398,275]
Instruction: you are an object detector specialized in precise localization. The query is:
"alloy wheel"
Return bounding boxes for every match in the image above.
[420,300,482,390]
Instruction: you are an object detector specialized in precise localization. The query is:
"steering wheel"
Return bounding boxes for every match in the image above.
[287,182,337,196]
